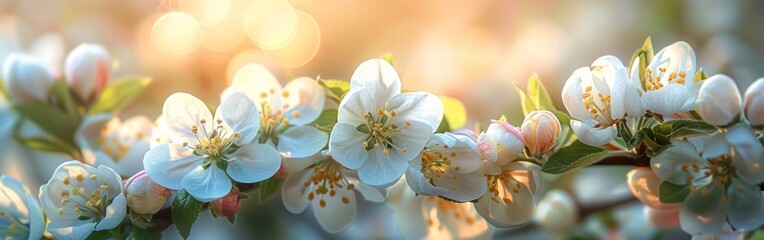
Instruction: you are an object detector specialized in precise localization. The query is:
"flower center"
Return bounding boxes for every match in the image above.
[257,90,301,145]
[424,196,478,228]
[302,159,353,207]
[644,68,687,91]
[98,124,147,161]
[57,174,111,221]
[581,85,615,126]
[420,145,461,190]
[486,171,526,205]
[681,155,736,190]
[0,210,31,238]
[357,108,410,156]
[182,119,239,168]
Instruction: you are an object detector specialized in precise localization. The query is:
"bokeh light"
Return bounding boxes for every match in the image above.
[262,11,321,68]
[242,0,298,50]
[150,12,201,56]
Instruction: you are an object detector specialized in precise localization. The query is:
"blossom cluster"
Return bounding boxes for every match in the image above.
[2,38,764,239]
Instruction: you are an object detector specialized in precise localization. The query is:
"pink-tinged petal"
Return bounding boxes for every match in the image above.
[627,167,678,209]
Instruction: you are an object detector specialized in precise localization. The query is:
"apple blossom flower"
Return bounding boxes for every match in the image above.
[697,74,741,126]
[562,55,643,146]
[643,205,680,229]
[222,64,327,161]
[149,114,171,148]
[521,110,561,156]
[64,44,111,102]
[329,59,444,187]
[2,53,54,103]
[632,41,698,116]
[39,161,126,240]
[124,170,171,214]
[75,114,153,177]
[388,178,493,240]
[626,167,678,210]
[143,92,281,202]
[405,132,486,202]
[743,78,764,128]
[478,118,525,167]
[281,152,386,233]
[210,187,240,217]
[0,175,45,240]
[534,190,577,235]
[650,129,764,234]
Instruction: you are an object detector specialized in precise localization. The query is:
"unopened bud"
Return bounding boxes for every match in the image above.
[64,43,111,102]
[2,53,54,102]
[211,187,240,217]
[626,167,677,209]
[697,74,741,126]
[124,170,171,214]
[521,110,561,155]
[485,117,525,165]
[744,78,764,128]
[535,190,577,235]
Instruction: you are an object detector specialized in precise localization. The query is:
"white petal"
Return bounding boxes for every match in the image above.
[388,120,434,163]
[162,93,214,145]
[651,141,704,185]
[277,126,328,158]
[2,53,54,102]
[358,148,407,187]
[282,154,321,174]
[312,185,357,233]
[337,88,375,126]
[434,170,487,202]
[624,79,646,117]
[182,165,232,202]
[727,124,764,184]
[349,58,401,107]
[570,120,616,146]
[702,131,730,159]
[114,140,150,176]
[282,77,325,125]
[226,143,281,183]
[328,123,369,170]
[95,194,126,231]
[642,84,695,116]
[679,182,726,235]
[629,56,644,92]
[474,178,536,227]
[143,143,204,190]
[726,179,764,231]
[64,44,111,101]
[215,91,260,146]
[281,169,312,214]
[225,64,283,109]
[349,177,386,203]
[26,192,45,240]
[477,132,498,163]
[405,162,449,196]
[607,67,628,119]
[561,67,594,120]
[443,132,481,173]
[394,195,428,239]
[73,113,113,153]
[48,222,96,240]
[386,92,444,132]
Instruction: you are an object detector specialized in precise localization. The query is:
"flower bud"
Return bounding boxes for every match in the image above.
[64,43,111,102]
[697,74,741,126]
[484,118,524,165]
[521,110,561,155]
[2,53,54,102]
[124,170,171,214]
[626,167,677,209]
[644,205,680,229]
[534,190,578,235]
[211,187,241,217]
[744,78,764,128]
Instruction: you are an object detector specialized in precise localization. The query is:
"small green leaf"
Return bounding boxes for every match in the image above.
[317,79,350,102]
[258,177,284,204]
[14,137,73,155]
[628,37,654,89]
[514,74,572,126]
[435,116,451,133]
[50,79,81,123]
[659,181,691,204]
[172,190,205,239]
[439,95,466,131]
[693,68,708,83]
[129,226,161,240]
[12,102,76,143]
[86,230,113,240]
[312,109,338,132]
[89,76,151,114]
[380,53,395,66]
[542,140,608,174]
[654,119,718,138]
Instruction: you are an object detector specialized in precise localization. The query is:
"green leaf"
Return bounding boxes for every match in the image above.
[172,190,205,239]
[258,177,284,204]
[12,102,76,143]
[89,76,151,114]
[14,136,73,155]
[659,181,691,204]
[50,79,82,123]
[129,227,161,240]
[380,53,395,66]
[317,79,351,102]
[749,230,764,240]
[86,230,113,240]
[542,140,608,174]
[312,109,338,132]
[435,116,451,133]
[654,119,717,138]
[439,95,466,130]
[628,37,654,88]
[693,68,708,83]
[514,74,572,127]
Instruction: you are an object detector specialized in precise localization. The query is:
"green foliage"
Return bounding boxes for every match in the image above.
[50,79,82,123]
[258,177,284,204]
[89,76,152,114]
[12,102,77,143]
[172,190,205,239]
[628,37,654,87]
[317,79,351,102]
[312,109,338,132]
[86,230,114,240]
[436,95,467,133]
[13,136,73,155]
[693,68,708,83]
[617,121,643,150]
[542,140,608,174]
[514,74,572,127]
[653,119,717,138]
[659,181,691,204]
[128,227,161,240]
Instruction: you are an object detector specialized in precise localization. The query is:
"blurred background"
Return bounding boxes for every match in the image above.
[0,0,762,239]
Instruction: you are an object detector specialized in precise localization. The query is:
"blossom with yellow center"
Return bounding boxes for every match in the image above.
[0,175,44,240]
[75,115,153,177]
[632,41,698,117]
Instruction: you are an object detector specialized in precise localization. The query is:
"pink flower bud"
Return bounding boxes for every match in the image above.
[697,74,741,126]
[744,78,764,128]
[211,187,240,217]
[64,44,111,102]
[2,53,54,102]
[124,170,171,214]
[626,167,677,209]
[521,110,561,155]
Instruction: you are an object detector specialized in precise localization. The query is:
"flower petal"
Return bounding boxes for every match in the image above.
[474,178,536,227]
[224,64,283,110]
[277,126,328,158]
[349,176,386,203]
[74,113,113,153]
[337,88,375,126]
[26,192,45,240]
[312,184,357,233]
[162,92,214,145]
[679,182,726,235]
[282,77,325,125]
[570,119,617,146]
[444,132,481,173]
[405,160,449,196]
[48,222,96,240]
[226,143,281,183]
[627,167,677,209]
[561,67,594,120]
[95,194,126,231]
[726,179,764,231]
[386,92,444,132]
[215,91,260,146]
[329,123,369,170]
[281,169,312,214]
[434,170,487,202]
[143,143,204,190]
[182,165,232,202]
[358,148,407,187]
[641,84,695,116]
[349,58,401,108]
[114,140,150,176]
[650,141,704,185]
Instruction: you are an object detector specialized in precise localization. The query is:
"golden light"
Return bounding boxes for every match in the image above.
[150,12,202,56]
[241,0,298,50]
[198,1,244,52]
[226,48,269,83]
[262,11,320,68]
[179,0,231,26]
